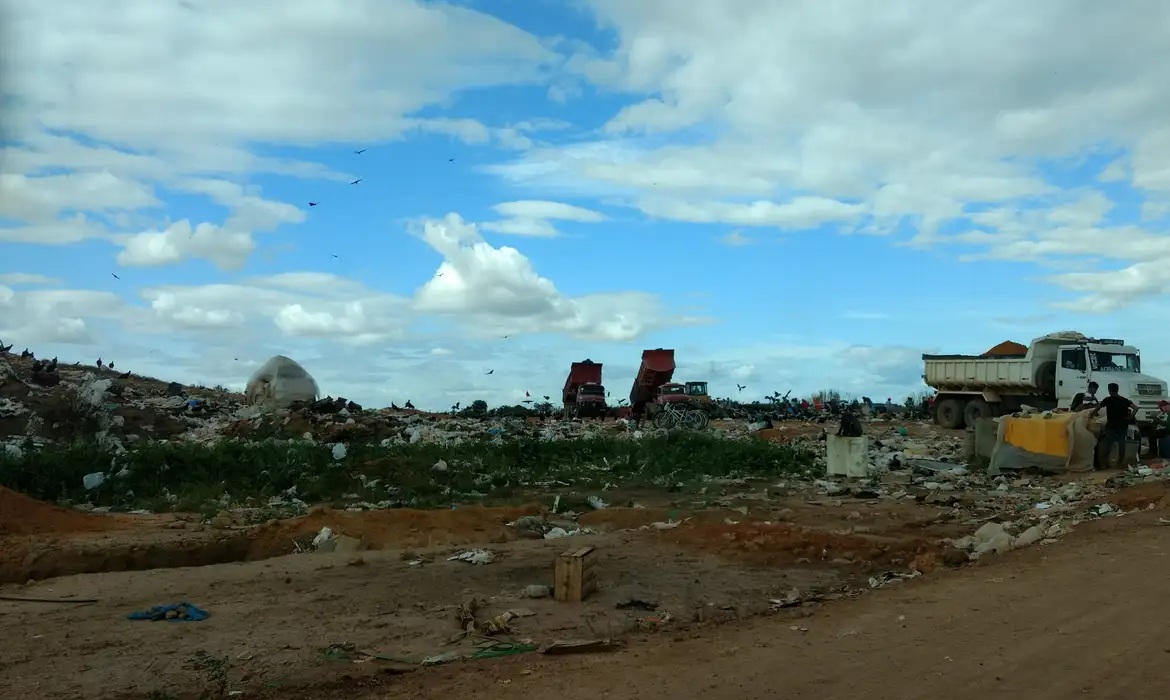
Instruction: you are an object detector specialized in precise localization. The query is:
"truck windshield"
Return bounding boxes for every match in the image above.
[660,385,685,395]
[687,383,708,395]
[1090,351,1140,372]
[579,385,604,396]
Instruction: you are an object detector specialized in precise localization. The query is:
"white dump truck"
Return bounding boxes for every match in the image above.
[922,331,1169,432]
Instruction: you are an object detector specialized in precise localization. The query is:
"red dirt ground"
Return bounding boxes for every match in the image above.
[0,486,134,536]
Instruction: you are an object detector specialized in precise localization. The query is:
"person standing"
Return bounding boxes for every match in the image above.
[1089,383,1137,468]
[1071,381,1100,411]
[1149,400,1170,458]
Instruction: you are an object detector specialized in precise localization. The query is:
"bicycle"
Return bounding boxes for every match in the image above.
[652,401,709,430]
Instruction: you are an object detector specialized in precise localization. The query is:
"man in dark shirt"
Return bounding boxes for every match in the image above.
[1090,383,1137,468]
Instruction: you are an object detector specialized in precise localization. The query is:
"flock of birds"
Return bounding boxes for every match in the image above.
[1,343,133,380]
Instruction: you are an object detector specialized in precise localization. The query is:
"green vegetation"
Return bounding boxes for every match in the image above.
[0,432,817,512]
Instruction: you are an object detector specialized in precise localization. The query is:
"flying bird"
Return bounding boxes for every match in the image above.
[448,158,455,162]
[354,149,366,154]
[501,335,510,339]
[543,395,550,401]
[350,178,363,185]
[111,273,120,280]
[485,369,494,375]
[737,384,747,392]
[308,202,319,207]
[332,254,338,258]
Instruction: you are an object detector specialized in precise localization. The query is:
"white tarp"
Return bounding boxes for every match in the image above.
[245,355,319,408]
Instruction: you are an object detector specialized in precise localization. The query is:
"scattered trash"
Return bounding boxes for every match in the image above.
[769,588,821,609]
[868,571,921,589]
[82,472,105,490]
[615,599,658,611]
[522,585,551,599]
[636,612,672,630]
[448,549,495,565]
[311,527,335,550]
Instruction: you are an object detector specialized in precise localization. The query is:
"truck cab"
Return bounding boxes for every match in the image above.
[656,383,689,403]
[1053,340,1167,422]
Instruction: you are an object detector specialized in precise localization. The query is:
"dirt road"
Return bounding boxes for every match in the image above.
[282,513,1170,700]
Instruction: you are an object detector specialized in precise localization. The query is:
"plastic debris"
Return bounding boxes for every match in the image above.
[447,549,495,565]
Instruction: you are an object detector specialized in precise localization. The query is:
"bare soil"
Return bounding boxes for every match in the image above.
[3,432,1167,699]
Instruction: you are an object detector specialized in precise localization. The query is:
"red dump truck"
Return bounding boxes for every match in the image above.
[624,349,703,415]
[563,360,607,418]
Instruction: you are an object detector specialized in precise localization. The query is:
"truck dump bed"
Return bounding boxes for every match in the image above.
[563,360,603,403]
[922,354,1036,391]
[629,349,675,404]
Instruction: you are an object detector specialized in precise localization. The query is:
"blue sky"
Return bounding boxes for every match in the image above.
[3,0,1170,409]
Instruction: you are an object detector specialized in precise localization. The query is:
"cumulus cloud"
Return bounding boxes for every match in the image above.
[481,200,608,238]
[0,0,556,265]
[8,0,1170,407]
[414,213,668,340]
[482,0,1170,310]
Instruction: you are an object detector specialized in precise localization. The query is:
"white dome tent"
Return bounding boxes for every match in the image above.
[245,355,319,408]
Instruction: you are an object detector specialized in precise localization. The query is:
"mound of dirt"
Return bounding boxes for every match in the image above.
[249,504,547,555]
[660,520,941,570]
[0,486,128,536]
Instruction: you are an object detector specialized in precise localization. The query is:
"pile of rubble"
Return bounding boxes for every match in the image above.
[0,355,685,456]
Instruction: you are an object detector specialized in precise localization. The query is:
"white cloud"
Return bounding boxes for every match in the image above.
[482,200,607,238]
[413,213,670,340]
[4,0,556,151]
[639,196,866,229]
[483,0,1170,309]
[0,273,62,286]
[0,0,557,265]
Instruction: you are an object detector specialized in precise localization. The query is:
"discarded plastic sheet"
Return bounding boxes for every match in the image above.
[868,571,921,589]
[127,602,209,622]
[448,549,495,565]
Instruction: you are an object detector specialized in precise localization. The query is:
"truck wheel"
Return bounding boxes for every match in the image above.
[1034,361,1057,395]
[936,398,966,430]
[964,399,994,426]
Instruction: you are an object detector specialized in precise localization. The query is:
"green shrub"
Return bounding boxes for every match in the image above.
[0,432,817,511]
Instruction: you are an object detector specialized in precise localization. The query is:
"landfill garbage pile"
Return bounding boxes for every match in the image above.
[0,355,729,456]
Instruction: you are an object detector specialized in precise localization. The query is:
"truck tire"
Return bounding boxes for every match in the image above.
[1034,361,1057,395]
[936,398,966,430]
[964,398,994,426]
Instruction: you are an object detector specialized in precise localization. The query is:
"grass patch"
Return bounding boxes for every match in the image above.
[0,433,818,512]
